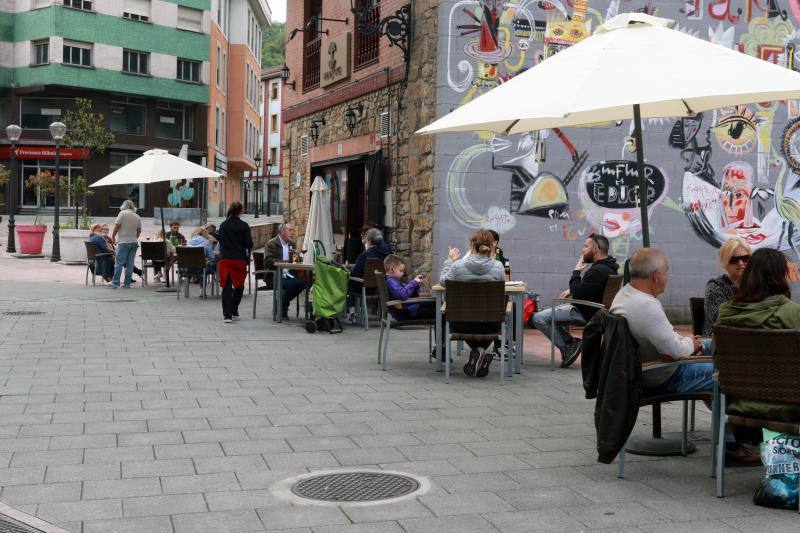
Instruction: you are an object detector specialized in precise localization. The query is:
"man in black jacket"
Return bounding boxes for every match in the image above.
[533,233,619,367]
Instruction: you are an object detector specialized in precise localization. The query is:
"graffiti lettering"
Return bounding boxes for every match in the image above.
[583,161,666,209]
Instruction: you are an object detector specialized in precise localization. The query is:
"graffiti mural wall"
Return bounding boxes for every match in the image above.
[433,0,800,313]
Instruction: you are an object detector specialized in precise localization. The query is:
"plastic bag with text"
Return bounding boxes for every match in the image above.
[753,429,800,509]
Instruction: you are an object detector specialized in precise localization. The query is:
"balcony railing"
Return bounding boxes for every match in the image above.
[303,37,321,92]
[354,3,380,69]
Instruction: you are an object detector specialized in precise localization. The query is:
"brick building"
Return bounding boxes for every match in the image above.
[0,0,212,217]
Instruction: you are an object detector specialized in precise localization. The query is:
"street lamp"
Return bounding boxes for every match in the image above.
[5,124,21,254]
[49,121,66,262]
[254,152,262,218]
[280,64,295,90]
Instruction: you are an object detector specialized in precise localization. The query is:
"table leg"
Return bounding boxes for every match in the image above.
[515,293,524,374]
[275,273,283,323]
[625,403,697,456]
[435,291,443,372]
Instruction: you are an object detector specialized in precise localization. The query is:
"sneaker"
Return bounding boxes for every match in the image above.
[154,272,163,282]
[106,283,119,289]
[463,348,480,376]
[223,317,232,324]
[476,351,494,378]
[232,315,240,321]
[725,443,762,466]
[347,310,358,325]
[121,285,131,289]
[560,339,582,368]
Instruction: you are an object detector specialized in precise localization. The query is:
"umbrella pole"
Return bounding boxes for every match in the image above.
[156,206,177,293]
[633,104,650,248]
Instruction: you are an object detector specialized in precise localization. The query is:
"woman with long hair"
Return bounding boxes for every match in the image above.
[216,202,253,322]
[440,229,505,377]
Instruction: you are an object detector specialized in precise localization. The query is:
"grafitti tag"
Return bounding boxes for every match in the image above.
[583,160,666,209]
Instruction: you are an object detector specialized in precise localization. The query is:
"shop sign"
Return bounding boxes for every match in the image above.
[321,33,351,88]
[0,146,89,160]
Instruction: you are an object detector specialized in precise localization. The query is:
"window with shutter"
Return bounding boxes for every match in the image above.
[177,6,203,32]
[300,135,308,157]
[380,111,390,138]
[123,0,150,21]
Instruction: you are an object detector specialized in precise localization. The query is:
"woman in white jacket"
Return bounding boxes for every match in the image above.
[440,229,505,378]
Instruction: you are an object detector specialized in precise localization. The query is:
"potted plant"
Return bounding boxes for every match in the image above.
[17,171,64,256]
[58,176,94,263]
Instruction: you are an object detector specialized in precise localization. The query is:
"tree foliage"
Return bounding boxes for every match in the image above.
[261,22,286,68]
[63,98,115,156]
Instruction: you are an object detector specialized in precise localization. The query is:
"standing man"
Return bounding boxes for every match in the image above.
[533,233,619,367]
[107,200,141,289]
[265,222,307,319]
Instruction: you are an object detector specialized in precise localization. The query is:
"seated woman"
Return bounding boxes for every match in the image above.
[88,224,114,282]
[439,229,505,378]
[703,237,751,335]
[186,227,216,286]
[716,248,800,422]
[151,229,177,283]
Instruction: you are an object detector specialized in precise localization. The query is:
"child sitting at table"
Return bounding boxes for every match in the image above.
[384,254,433,320]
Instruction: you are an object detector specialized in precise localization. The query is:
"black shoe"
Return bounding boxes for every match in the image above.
[463,348,479,376]
[560,339,582,368]
[476,350,494,378]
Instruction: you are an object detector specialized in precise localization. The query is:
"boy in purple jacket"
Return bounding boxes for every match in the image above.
[384,255,433,319]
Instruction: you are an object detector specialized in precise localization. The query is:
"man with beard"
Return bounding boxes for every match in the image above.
[533,233,619,367]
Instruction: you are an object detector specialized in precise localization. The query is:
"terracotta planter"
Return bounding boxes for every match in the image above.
[16,225,47,255]
[59,229,90,263]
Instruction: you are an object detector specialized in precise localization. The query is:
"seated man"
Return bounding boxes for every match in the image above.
[166,221,187,247]
[533,233,619,367]
[610,248,759,464]
[265,222,307,319]
[349,228,392,291]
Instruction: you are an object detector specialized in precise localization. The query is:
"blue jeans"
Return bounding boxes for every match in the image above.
[532,304,587,349]
[111,242,138,287]
[647,361,714,395]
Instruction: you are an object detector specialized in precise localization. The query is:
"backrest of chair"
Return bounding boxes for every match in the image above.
[714,325,800,405]
[374,271,390,309]
[689,297,705,336]
[601,275,623,309]
[140,241,167,261]
[445,280,506,323]
[175,246,206,269]
[84,241,97,261]
[253,251,265,271]
[363,258,385,288]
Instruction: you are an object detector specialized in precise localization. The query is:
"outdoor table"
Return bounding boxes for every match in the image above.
[432,282,526,379]
[273,262,315,323]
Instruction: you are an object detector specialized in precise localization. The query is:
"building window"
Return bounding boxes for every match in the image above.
[123,0,149,21]
[221,51,227,91]
[109,95,145,136]
[21,160,83,208]
[215,105,220,147]
[20,98,74,129]
[270,114,278,133]
[123,50,149,75]
[177,5,203,32]
[177,59,200,82]
[32,40,49,66]
[63,41,92,67]
[63,0,92,10]
[215,45,221,87]
[354,0,380,69]
[270,82,278,100]
[302,0,323,91]
[33,0,50,9]
[269,147,277,165]
[108,153,144,208]
[156,101,194,141]
[221,109,226,146]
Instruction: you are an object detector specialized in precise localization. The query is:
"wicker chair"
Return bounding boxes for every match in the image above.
[349,257,385,331]
[712,326,800,505]
[549,275,624,370]
[374,272,435,371]
[175,246,216,300]
[84,241,113,286]
[689,297,705,335]
[442,280,508,385]
[251,251,276,319]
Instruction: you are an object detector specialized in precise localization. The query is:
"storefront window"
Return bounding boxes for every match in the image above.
[20,160,83,208]
[108,153,144,208]
[155,101,194,141]
[110,96,146,135]
[20,98,75,129]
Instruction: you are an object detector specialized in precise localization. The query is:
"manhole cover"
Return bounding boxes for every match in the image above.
[2,311,45,316]
[291,472,420,502]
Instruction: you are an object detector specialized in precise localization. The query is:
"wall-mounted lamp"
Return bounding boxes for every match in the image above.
[289,15,349,41]
[350,1,412,63]
[344,103,364,136]
[309,118,326,144]
[281,64,296,90]
[288,27,328,41]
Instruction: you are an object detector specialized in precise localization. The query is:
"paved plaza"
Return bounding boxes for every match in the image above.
[0,274,795,532]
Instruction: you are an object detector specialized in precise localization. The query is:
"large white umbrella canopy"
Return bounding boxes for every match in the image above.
[302,176,335,264]
[417,12,800,246]
[90,148,220,187]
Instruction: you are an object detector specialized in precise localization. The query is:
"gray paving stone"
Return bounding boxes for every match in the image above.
[256,505,349,529]
[84,445,154,463]
[154,442,224,459]
[162,472,240,494]
[564,502,667,529]
[0,481,81,504]
[10,448,84,467]
[341,499,434,523]
[83,515,173,533]
[312,522,404,533]
[399,514,500,533]
[434,472,523,493]
[332,447,406,466]
[205,489,288,511]
[193,454,269,474]
[122,493,207,517]
[49,433,117,450]
[172,509,264,533]
[286,437,357,452]
[418,491,514,516]
[46,463,121,483]
[83,477,163,499]
[37,498,123,523]
[0,465,46,486]
[221,439,293,455]
[262,451,340,470]
[118,431,183,446]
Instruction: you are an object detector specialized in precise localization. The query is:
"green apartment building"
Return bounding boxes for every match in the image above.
[0,0,211,216]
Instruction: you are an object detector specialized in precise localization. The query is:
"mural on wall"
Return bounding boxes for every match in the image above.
[438,0,800,263]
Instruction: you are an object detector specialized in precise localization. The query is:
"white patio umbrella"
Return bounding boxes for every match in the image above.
[302,176,335,264]
[417,12,800,246]
[90,148,221,290]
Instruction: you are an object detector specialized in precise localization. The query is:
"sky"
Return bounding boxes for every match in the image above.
[270,0,286,23]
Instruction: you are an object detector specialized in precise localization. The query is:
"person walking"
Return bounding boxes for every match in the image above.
[216,202,252,323]
[107,200,141,289]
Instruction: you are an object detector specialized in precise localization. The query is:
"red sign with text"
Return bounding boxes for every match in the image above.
[0,146,89,160]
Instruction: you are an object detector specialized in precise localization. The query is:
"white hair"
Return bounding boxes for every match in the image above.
[629,248,667,279]
[120,200,137,212]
